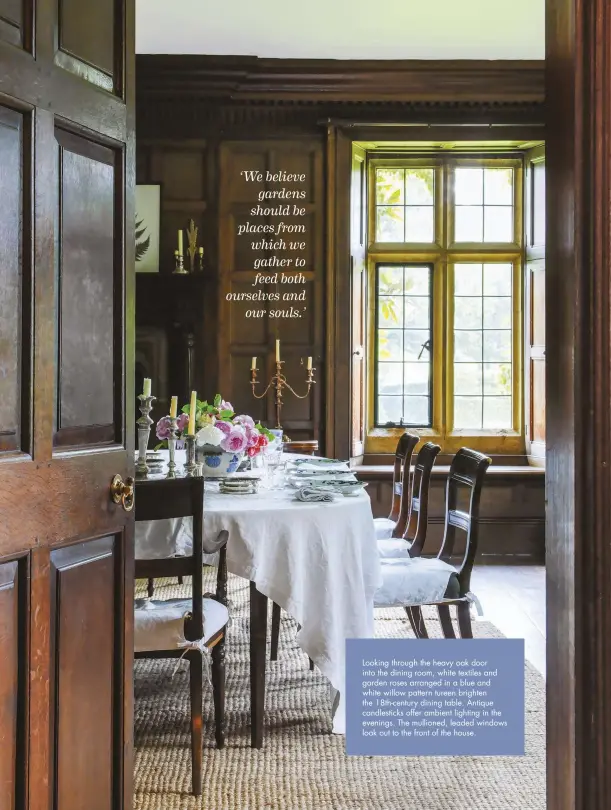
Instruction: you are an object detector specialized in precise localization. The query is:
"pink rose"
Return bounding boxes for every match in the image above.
[220,426,248,453]
[215,420,232,435]
[246,426,259,448]
[156,416,171,440]
[234,414,255,430]
[220,400,233,413]
[176,413,189,433]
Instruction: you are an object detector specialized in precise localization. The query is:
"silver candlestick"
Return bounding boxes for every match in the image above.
[184,435,198,476]
[167,416,179,478]
[136,394,156,478]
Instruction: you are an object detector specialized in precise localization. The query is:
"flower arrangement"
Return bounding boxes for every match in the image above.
[156,394,274,458]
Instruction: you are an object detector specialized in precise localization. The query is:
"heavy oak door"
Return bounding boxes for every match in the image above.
[0,2,135,810]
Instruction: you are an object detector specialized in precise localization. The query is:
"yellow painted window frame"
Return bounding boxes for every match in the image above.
[366,155,524,455]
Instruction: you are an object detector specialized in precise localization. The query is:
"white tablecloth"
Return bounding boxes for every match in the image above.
[135,456,380,734]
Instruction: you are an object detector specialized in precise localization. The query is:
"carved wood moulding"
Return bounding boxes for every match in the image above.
[136,55,544,103]
[136,56,545,137]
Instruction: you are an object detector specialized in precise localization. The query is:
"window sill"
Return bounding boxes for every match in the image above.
[365,424,525,454]
[353,462,545,480]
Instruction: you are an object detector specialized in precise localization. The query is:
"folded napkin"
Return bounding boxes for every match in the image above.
[292,461,350,473]
[294,486,337,503]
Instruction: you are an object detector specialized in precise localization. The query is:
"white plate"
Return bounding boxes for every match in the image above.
[318,482,367,497]
[292,457,344,466]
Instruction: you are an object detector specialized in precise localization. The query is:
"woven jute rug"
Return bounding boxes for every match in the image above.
[134,574,546,810]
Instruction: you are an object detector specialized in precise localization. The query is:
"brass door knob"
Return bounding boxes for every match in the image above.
[110,474,135,512]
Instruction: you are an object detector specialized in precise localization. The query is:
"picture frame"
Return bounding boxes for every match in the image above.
[135,184,161,273]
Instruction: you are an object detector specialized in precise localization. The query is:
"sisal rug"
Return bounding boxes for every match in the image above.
[134,574,546,810]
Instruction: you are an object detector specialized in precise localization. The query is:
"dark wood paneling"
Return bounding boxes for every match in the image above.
[51,538,116,810]
[0,106,24,454]
[135,57,545,144]
[361,469,545,562]
[150,148,205,200]
[0,560,24,810]
[136,56,545,104]
[218,140,324,438]
[326,129,353,458]
[136,57,546,452]
[55,129,118,448]
[547,0,611,807]
[0,0,22,47]
[57,0,115,88]
[136,141,210,408]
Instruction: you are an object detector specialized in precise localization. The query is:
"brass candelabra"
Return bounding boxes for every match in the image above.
[250,360,316,429]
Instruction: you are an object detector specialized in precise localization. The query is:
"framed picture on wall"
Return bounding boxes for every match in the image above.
[135,184,161,272]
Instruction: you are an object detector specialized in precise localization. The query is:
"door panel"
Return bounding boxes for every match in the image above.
[0,560,25,810]
[0,0,135,809]
[52,538,118,810]
[56,0,117,92]
[0,0,23,47]
[55,130,119,448]
[0,106,25,453]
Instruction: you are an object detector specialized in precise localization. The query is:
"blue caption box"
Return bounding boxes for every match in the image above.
[346,638,524,756]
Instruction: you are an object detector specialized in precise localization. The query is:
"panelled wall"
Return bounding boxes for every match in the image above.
[136,57,546,560]
[360,468,545,562]
[135,140,211,418]
[136,135,325,438]
[217,141,324,436]
[136,57,545,443]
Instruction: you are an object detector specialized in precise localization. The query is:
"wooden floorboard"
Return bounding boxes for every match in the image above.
[472,565,546,677]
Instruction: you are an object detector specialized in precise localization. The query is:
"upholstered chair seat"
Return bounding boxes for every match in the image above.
[134,597,229,653]
[374,557,460,607]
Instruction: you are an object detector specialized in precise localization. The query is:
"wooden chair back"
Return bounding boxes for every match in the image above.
[405,441,442,556]
[135,476,205,640]
[388,430,420,534]
[283,440,318,456]
[389,432,419,526]
[437,448,491,595]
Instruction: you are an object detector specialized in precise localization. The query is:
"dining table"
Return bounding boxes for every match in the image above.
[134,451,381,746]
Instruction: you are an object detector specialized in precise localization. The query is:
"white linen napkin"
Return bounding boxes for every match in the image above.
[294,486,337,502]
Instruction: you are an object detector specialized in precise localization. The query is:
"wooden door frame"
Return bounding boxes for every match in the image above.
[546,0,611,808]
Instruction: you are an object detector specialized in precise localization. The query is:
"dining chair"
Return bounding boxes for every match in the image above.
[373,432,419,541]
[283,440,319,456]
[134,476,229,796]
[377,441,441,560]
[374,447,491,639]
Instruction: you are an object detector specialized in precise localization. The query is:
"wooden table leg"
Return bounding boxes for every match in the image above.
[250,581,268,748]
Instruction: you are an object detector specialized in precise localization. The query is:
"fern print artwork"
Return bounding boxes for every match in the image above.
[135,217,151,261]
[135,184,160,272]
